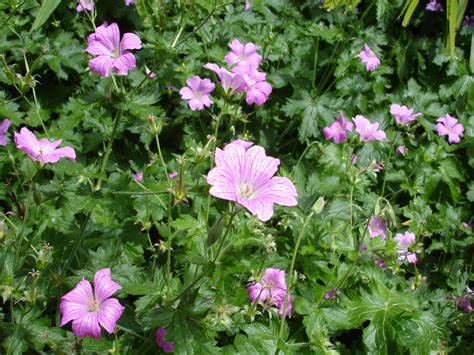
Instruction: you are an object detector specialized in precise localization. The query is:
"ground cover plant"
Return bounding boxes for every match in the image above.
[0,0,473,353]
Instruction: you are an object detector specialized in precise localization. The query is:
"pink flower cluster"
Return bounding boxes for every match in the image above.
[323,113,386,144]
[207,140,297,221]
[248,268,292,317]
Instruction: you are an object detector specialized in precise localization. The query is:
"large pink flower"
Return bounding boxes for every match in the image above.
[14,127,76,164]
[358,44,380,72]
[179,76,215,111]
[60,268,125,339]
[86,23,142,77]
[207,142,297,221]
[435,114,464,143]
[0,119,11,146]
[353,115,386,142]
[390,104,422,125]
[224,39,262,68]
[248,268,292,317]
[322,112,353,144]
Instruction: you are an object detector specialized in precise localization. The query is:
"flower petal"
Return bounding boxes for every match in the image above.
[71,311,102,338]
[97,298,125,334]
[60,279,93,326]
[94,268,122,303]
[120,33,142,52]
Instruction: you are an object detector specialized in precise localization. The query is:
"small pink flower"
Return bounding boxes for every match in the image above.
[76,0,94,12]
[14,127,76,164]
[358,44,380,72]
[426,0,443,11]
[125,0,135,5]
[179,76,215,111]
[368,217,387,240]
[395,146,406,155]
[322,112,353,144]
[133,171,143,183]
[395,231,418,263]
[156,327,174,353]
[245,0,252,11]
[436,114,464,143]
[86,23,142,78]
[207,142,297,221]
[0,119,11,146]
[224,39,262,68]
[324,287,338,300]
[232,65,272,106]
[373,256,387,269]
[462,223,472,232]
[60,268,125,338]
[248,268,292,317]
[454,294,472,312]
[353,115,386,142]
[390,104,422,125]
[145,65,156,78]
[351,154,358,165]
[168,171,178,179]
[204,63,246,95]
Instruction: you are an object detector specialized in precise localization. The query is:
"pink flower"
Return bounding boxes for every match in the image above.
[390,104,422,125]
[232,65,272,106]
[395,145,406,155]
[436,114,464,144]
[248,268,292,317]
[0,119,11,146]
[168,171,178,179]
[156,327,174,353]
[179,76,215,111]
[60,268,125,339]
[224,39,262,68]
[245,0,252,11]
[145,65,156,78]
[454,294,472,313]
[76,0,94,12]
[353,115,386,142]
[426,0,443,11]
[133,171,143,183]
[207,142,297,221]
[86,23,142,78]
[14,127,76,164]
[204,63,246,95]
[395,231,418,263]
[322,112,353,144]
[125,0,135,5]
[324,287,338,300]
[462,223,472,232]
[368,217,387,240]
[358,44,380,72]
[373,256,387,269]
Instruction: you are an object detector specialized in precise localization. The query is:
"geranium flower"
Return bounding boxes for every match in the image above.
[245,0,252,11]
[232,65,272,106]
[133,171,143,183]
[436,114,464,143]
[426,0,443,11]
[60,268,125,339]
[86,23,142,77]
[353,115,386,142]
[179,76,215,111]
[324,287,338,300]
[322,112,353,144]
[368,217,387,240]
[156,327,174,353]
[125,0,135,5]
[207,142,297,221]
[358,44,380,71]
[14,127,76,164]
[248,268,292,317]
[76,0,94,12]
[390,104,422,125]
[395,231,418,263]
[454,294,472,312]
[204,63,246,95]
[224,39,262,68]
[0,119,11,146]
[395,145,406,155]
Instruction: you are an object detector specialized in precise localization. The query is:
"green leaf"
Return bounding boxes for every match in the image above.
[30,0,61,32]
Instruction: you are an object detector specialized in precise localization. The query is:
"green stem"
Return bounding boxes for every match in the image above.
[278,212,314,341]
[95,109,123,191]
[154,132,170,184]
[212,210,237,263]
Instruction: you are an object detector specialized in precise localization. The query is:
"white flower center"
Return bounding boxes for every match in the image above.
[238,182,255,198]
[87,298,100,312]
